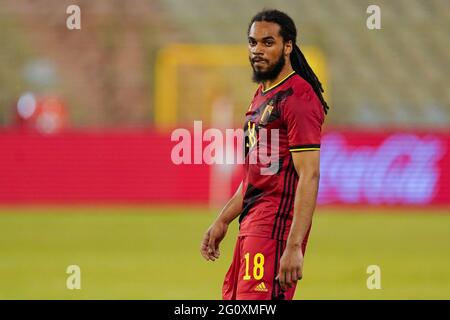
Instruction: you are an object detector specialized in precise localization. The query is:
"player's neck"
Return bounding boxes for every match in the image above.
[261,64,294,92]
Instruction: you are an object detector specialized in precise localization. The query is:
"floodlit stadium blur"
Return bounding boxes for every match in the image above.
[0,0,449,300]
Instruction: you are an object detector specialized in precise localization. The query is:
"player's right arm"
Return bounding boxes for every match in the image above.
[200,181,243,261]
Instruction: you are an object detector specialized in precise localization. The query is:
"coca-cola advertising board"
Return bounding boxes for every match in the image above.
[318,130,449,206]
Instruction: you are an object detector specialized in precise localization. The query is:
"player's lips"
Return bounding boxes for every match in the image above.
[252,59,267,66]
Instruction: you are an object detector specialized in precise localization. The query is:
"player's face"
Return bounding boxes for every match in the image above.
[248,21,291,82]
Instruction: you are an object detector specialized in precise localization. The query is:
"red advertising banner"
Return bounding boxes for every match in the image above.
[0,129,210,204]
[0,128,448,206]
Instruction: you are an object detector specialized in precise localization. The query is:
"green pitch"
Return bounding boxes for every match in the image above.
[0,206,449,299]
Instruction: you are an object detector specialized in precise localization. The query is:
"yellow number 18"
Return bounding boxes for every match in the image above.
[243,252,265,280]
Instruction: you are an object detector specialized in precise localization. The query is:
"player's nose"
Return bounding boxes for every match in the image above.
[251,43,264,55]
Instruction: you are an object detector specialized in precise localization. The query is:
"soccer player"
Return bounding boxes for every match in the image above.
[200,9,329,300]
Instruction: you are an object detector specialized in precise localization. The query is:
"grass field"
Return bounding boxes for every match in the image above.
[0,206,449,300]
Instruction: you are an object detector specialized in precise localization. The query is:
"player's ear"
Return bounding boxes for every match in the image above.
[284,40,293,56]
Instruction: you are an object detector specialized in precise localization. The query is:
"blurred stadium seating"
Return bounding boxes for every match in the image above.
[0,0,448,127]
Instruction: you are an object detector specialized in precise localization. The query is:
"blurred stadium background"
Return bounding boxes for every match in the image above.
[0,0,449,299]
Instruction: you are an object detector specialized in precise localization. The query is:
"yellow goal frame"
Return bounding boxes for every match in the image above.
[154,44,327,129]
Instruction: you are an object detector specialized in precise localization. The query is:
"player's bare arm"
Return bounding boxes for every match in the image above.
[200,182,243,261]
[277,151,320,291]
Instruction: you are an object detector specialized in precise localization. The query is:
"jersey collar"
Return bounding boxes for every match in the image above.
[260,71,296,95]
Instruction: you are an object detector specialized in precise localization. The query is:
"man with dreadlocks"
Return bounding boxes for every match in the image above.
[200,9,329,300]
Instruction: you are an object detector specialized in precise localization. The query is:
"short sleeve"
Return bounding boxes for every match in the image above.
[282,85,325,152]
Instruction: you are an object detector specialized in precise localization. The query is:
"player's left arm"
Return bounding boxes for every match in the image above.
[276,150,320,291]
[277,83,324,291]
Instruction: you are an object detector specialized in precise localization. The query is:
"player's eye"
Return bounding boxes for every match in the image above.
[248,39,256,46]
[265,41,273,46]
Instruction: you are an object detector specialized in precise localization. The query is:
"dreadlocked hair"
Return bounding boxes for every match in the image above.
[248,9,329,114]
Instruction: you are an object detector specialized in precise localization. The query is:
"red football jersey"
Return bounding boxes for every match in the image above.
[239,71,325,240]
